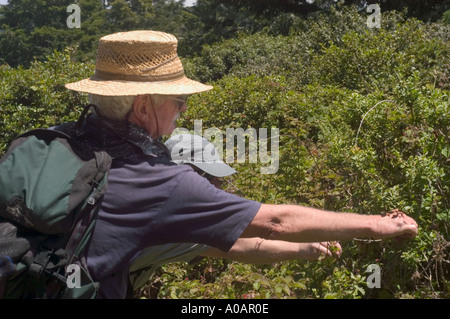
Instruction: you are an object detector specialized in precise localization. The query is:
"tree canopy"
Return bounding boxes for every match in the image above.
[0,0,449,66]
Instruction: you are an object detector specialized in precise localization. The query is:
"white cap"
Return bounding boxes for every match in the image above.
[165,134,236,177]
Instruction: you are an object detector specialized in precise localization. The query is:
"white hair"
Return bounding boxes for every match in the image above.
[89,94,166,120]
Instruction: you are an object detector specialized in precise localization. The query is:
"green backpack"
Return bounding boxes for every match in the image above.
[0,109,112,299]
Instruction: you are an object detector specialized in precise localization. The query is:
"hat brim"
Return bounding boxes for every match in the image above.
[193,161,236,178]
[65,75,213,96]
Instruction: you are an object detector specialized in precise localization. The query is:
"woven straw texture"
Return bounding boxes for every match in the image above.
[65,31,212,96]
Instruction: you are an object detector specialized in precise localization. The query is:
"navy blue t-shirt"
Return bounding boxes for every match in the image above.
[57,116,261,298]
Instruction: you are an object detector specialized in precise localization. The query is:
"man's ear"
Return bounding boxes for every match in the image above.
[129,95,153,127]
[132,95,150,121]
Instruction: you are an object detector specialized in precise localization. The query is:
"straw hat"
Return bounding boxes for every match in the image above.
[65,30,213,96]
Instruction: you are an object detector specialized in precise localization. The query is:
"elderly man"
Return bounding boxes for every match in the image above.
[61,30,418,298]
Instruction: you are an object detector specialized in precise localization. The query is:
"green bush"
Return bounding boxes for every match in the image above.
[1,6,448,299]
[156,8,449,298]
[149,70,449,298]
[185,8,450,94]
[0,49,93,153]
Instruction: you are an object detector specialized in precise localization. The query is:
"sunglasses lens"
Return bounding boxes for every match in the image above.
[170,95,188,110]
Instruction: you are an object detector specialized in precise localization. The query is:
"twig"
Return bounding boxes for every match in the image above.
[354,99,395,147]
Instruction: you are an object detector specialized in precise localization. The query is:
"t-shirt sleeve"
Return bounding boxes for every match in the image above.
[153,170,261,251]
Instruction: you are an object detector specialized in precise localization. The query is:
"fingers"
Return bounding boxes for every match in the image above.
[396,213,418,239]
[392,224,419,244]
[392,212,418,239]
[402,224,419,238]
[314,241,342,259]
[378,209,419,240]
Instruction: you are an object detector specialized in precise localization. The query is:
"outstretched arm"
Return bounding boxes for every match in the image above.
[202,239,341,264]
[241,204,418,243]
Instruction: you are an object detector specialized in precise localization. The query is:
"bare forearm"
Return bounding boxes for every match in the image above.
[203,238,341,264]
[203,238,303,264]
[277,205,375,242]
[241,204,418,243]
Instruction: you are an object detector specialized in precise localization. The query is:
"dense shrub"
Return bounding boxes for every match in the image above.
[165,72,448,298]
[0,7,448,299]
[153,8,449,299]
[184,7,450,92]
[0,50,93,153]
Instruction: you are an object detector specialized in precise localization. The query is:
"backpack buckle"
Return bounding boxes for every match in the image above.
[28,248,68,284]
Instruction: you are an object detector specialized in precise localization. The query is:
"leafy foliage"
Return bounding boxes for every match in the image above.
[0,3,449,299]
[0,49,93,153]
[153,8,450,299]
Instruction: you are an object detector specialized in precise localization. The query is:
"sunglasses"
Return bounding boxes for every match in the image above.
[168,95,188,110]
[200,171,215,181]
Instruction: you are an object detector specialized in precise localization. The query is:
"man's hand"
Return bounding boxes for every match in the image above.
[373,209,418,241]
[303,241,342,261]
